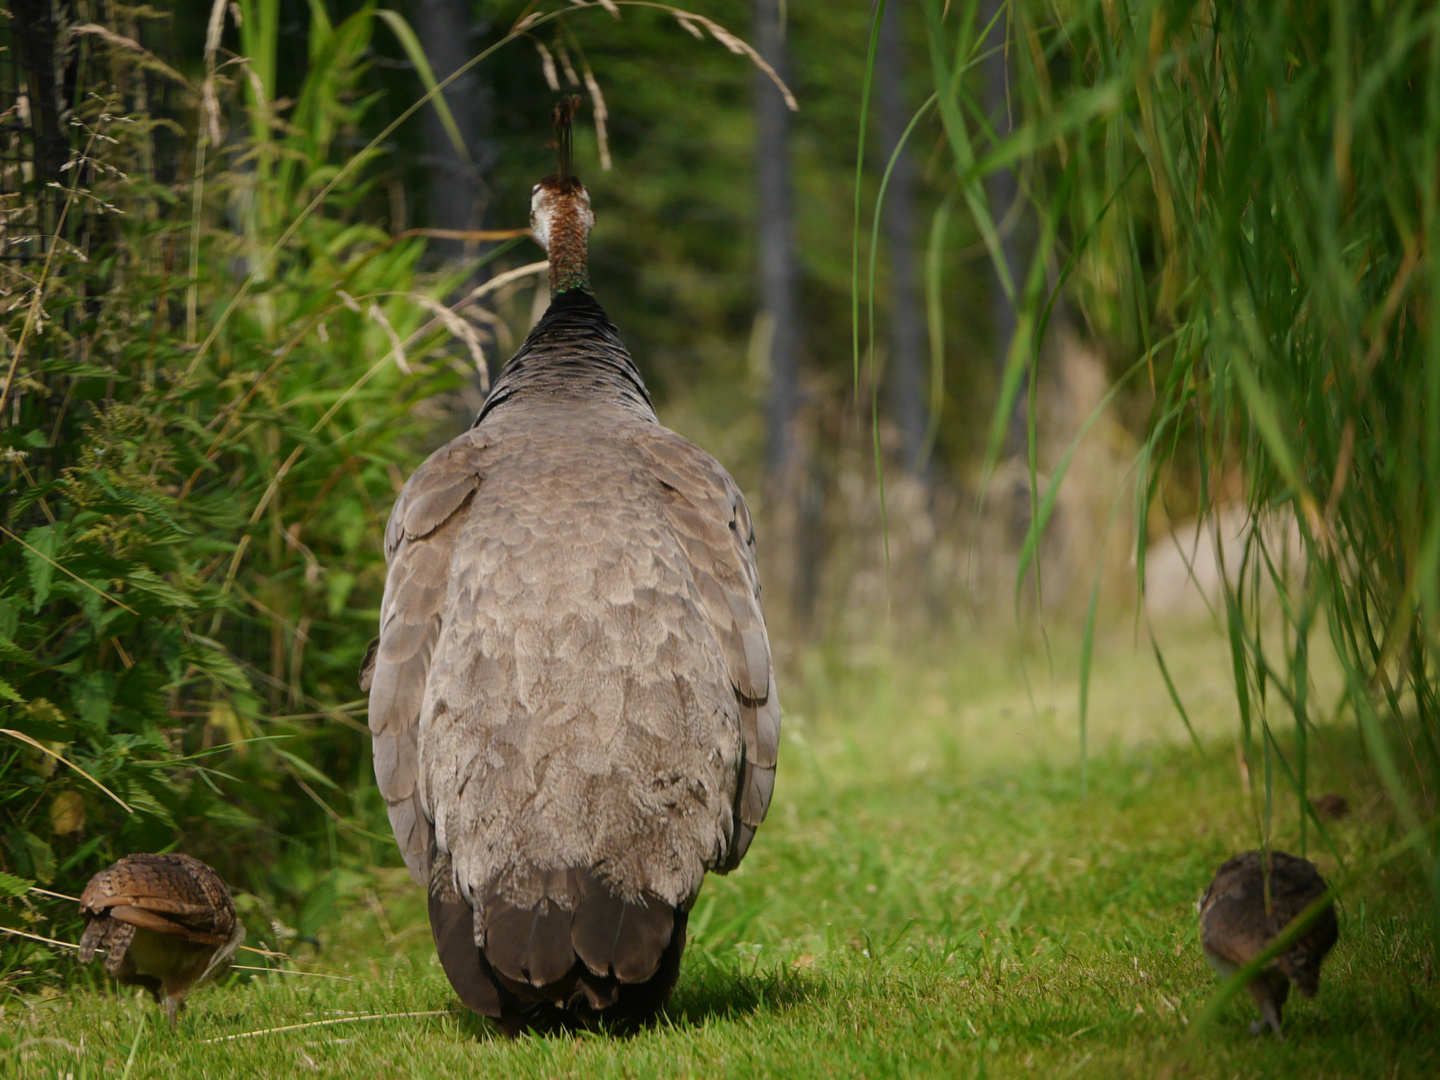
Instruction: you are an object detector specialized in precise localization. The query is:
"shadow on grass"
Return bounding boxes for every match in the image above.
[663,954,824,1029]
[446,956,826,1041]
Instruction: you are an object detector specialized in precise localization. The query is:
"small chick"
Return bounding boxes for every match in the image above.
[1312,793,1350,821]
[1198,850,1338,1039]
[78,853,245,1028]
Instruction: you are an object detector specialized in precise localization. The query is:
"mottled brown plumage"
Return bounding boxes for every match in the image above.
[364,116,778,1033]
[77,853,244,1028]
[1198,850,1338,1039]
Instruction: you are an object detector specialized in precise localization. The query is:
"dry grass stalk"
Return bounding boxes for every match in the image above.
[200,0,229,145]
[410,297,489,392]
[70,25,194,92]
[581,63,612,170]
[199,1010,448,1044]
[534,40,562,91]
[0,729,134,812]
[518,3,797,112]
[229,965,354,981]
[366,303,411,376]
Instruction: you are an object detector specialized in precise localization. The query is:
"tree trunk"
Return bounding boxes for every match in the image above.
[877,0,928,475]
[754,0,819,626]
[979,0,1026,458]
[11,0,69,227]
[754,0,801,479]
[414,0,489,264]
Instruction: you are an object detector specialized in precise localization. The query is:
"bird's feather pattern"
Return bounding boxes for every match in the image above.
[367,431,491,884]
[419,401,746,921]
[78,853,237,945]
[633,428,780,868]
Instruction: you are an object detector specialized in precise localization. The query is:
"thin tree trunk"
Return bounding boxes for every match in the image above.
[754,0,818,625]
[754,0,800,479]
[979,0,1026,458]
[877,0,928,475]
[414,0,487,264]
[12,0,69,225]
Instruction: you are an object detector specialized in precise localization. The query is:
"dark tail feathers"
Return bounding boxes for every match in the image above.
[428,855,686,1032]
[428,875,503,1019]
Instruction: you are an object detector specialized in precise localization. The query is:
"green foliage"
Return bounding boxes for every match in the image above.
[0,4,476,980]
[902,1,1440,915]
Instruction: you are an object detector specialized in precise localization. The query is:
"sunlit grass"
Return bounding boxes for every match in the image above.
[6,622,1436,1078]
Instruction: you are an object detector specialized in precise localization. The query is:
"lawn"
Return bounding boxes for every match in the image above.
[5,620,1437,1079]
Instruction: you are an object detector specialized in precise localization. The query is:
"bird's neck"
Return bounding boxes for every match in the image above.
[547,196,591,296]
[473,290,656,428]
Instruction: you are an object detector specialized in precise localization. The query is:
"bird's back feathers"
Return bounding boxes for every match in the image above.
[78,853,238,952]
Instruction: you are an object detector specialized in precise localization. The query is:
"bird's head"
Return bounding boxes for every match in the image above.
[532,96,593,296]
[530,175,594,254]
[1280,938,1331,998]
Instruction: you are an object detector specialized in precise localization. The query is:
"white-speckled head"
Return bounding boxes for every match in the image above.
[530,177,594,253]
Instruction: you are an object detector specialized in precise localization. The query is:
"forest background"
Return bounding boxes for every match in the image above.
[2,0,1438,1009]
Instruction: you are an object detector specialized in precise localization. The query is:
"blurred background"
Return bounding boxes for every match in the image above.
[2,0,1437,981]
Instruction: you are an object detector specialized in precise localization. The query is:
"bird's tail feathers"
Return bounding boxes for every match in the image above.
[482,866,685,1017]
[428,852,687,1028]
[196,920,247,988]
[78,916,136,976]
[428,850,504,1019]
[77,916,108,964]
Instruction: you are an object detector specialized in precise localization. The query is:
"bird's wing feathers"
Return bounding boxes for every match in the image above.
[78,854,235,943]
[636,429,780,869]
[1200,858,1271,967]
[1200,905,1272,969]
[104,903,233,946]
[374,421,773,893]
[77,854,245,999]
[369,430,492,884]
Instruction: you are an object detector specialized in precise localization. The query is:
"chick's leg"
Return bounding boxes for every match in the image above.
[1245,975,1286,1040]
[162,994,182,1031]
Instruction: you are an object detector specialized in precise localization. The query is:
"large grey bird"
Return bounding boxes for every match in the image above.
[361,105,779,1033]
[1198,849,1339,1039]
[77,853,244,1028]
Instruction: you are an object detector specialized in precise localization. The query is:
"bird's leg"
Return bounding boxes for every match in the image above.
[162,994,181,1031]
[1261,995,1285,1042]
[1245,978,1285,1041]
[496,1004,528,1040]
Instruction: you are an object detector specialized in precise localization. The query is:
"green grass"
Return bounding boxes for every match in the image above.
[5,623,1436,1078]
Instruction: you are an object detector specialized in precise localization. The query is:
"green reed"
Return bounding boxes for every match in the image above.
[890,0,1440,924]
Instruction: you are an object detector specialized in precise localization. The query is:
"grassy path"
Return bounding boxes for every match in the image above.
[5,625,1437,1078]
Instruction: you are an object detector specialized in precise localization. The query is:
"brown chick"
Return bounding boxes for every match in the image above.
[1312,793,1350,821]
[1198,850,1338,1039]
[78,853,245,1028]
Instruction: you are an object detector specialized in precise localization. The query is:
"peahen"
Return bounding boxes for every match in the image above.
[361,102,779,1033]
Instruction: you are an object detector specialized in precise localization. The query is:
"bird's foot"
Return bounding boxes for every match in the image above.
[1248,1020,1285,1041]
